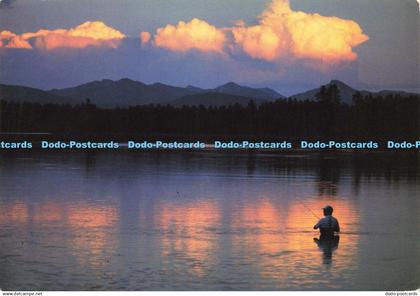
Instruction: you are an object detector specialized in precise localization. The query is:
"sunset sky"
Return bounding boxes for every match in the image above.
[0,0,419,95]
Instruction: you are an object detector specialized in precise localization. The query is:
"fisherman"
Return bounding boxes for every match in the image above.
[313,205,340,239]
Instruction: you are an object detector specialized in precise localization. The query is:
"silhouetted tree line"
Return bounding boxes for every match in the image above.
[1,86,419,139]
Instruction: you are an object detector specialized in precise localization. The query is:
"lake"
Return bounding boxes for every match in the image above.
[0,151,419,290]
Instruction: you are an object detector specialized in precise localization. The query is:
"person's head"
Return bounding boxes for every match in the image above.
[323,205,333,216]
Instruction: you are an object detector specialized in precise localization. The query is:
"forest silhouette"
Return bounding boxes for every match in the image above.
[1,85,419,139]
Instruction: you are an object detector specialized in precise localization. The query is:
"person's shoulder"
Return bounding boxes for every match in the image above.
[319,216,329,223]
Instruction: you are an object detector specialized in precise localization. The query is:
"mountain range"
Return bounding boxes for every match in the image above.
[290,80,417,104]
[0,79,417,107]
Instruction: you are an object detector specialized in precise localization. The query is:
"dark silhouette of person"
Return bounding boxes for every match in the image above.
[313,205,340,239]
[313,205,340,264]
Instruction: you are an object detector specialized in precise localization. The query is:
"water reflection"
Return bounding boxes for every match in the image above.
[0,151,419,290]
[66,202,118,269]
[316,157,341,196]
[314,236,340,265]
[32,202,63,223]
[295,196,359,272]
[157,200,221,277]
[0,202,28,225]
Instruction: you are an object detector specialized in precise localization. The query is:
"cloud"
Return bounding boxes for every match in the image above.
[140,0,368,66]
[232,0,369,64]
[232,24,285,61]
[0,31,32,48]
[148,18,227,53]
[0,21,126,50]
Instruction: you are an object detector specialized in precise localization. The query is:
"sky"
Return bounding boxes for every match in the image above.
[0,0,419,95]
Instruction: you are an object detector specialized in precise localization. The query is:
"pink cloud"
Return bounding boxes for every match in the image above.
[0,21,126,50]
[149,18,227,53]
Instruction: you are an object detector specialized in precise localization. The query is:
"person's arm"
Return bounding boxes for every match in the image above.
[313,220,321,229]
[334,220,340,232]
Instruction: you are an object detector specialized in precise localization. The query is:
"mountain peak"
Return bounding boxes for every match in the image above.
[115,78,145,87]
[151,82,168,87]
[222,81,241,87]
[96,79,115,85]
[291,80,357,103]
[329,80,351,88]
[186,85,204,92]
[117,78,136,83]
[219,82,241,89]
[215,82,282,100]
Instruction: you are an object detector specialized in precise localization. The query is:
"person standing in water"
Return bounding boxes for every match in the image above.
[313,205,340,264]
[313,205,340,239]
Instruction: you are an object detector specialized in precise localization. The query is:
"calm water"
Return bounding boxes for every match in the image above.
[0,151,419,291]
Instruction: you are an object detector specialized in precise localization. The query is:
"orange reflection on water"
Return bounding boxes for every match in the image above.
[283,195,360,286]
[232,198,285,254]
[229,194,360,288]
[157,200,221,276]
[0,202,29,225]
[66,202,119,269]
[286,196,359,248]
[230,198,294,284]
[67,203,117,228]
